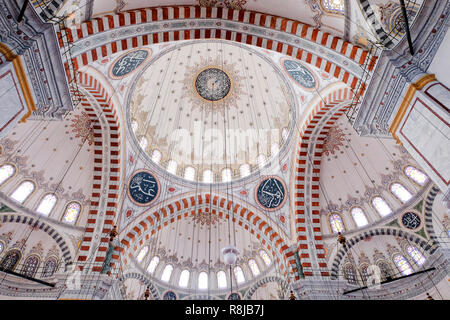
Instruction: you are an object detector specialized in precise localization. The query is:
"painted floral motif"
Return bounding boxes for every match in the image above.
[192,210,220,226]
[181,56,244,115]
[322,125,346,156]
[71,111,94,145]
[198,0,247,10]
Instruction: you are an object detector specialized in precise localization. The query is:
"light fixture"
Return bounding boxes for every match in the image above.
[222,246,240,265]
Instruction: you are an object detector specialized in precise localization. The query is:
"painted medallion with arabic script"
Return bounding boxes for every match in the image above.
[255,176,287,211]
[127,170,160,206]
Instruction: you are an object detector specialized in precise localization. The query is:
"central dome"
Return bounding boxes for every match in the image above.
[128,40,296,183]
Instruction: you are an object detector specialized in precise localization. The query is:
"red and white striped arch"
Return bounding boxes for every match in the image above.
[60,5,376,89]
[76,71,123,272]
[294,87,354,278]
[111,193,297,279]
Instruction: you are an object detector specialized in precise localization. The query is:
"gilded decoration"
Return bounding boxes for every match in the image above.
[198,0,247,10]
[180,56,245,116]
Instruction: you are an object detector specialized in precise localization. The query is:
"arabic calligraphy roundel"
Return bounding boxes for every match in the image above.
[281,58,318,91]
[109,48,151,79]
[195,67,232,102]
[127,170,160,206]
[255,176,287,211]
[401,212,421,230]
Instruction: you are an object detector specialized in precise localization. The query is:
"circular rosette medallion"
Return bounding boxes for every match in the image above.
[255,176,287,211]
[195,67,232,101]
[109,48,151,79]
[127,170,160,206]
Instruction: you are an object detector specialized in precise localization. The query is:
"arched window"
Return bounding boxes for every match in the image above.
[0,242,3,255]
[372,197,392,217]
[10,181,35,203]
[248,259,260,276]
[131,120,138,133]
[198,271,208,290]
[271,143,280,157]
[239,164,250,178]
[390,183,413,203]
[406,246,426,266]
[42,257,58,278]
[321,0,345,14]
[259,250,271,266]
[330,213,345,233]
[147,256,159,274]
[393,254,413,276]
[139,137,148,150]
[0,250,20,271]
[184,166,196,181]
[233,266,245,284]
[404,166,428,185]
[351,207,369,227]
[257,154,267,169]
[343,264,357,285]
[282,128,289,141]
[136,246,148,263]
[167,160,177,174]
[217,270,227,289]
[0,164,15,185]
[62,202,81,224]
[22,255,40,278]
[377,261,393,282]
[360,264,369,283]
[161,264,173,282]
[202,170,214,183]
[221,168,232,182]
[151,150,162,164]
[179,269,190,288]
[36,194,57,216]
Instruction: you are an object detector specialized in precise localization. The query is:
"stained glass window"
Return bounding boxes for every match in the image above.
[151,150,162,164]
[203,170,214,183]
[343,264,357,285]
[22,255,40,278]
[240,164,250,177]
[217,270,227,289]
[406,246,426,266]
[404,166,428,185]
[198,271,208,289]
[184,167,195,181]
[360,264,369,283]
[222,168,232,182]
[161,264,173,282]
[63,202,81,224]
[351,207,369,227]
[179,269,190,288]
[271,143,280,157]
[0,242,3,254]
[42,258,58,278]
[393,254,413,276]
[11,181,35,203]
[321,0,345,14]
[372,197,392,217]
[377,261,393,281]
[330,214,345,233]
[259,250,271,266]
[0,164,15,185]
[234,266,245,284]
[36,194,57,216]
[248,259,260,276]
[147,256,159,274]
[390,183,413,203]
[136,246,148,263]
[0,250,20,270]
